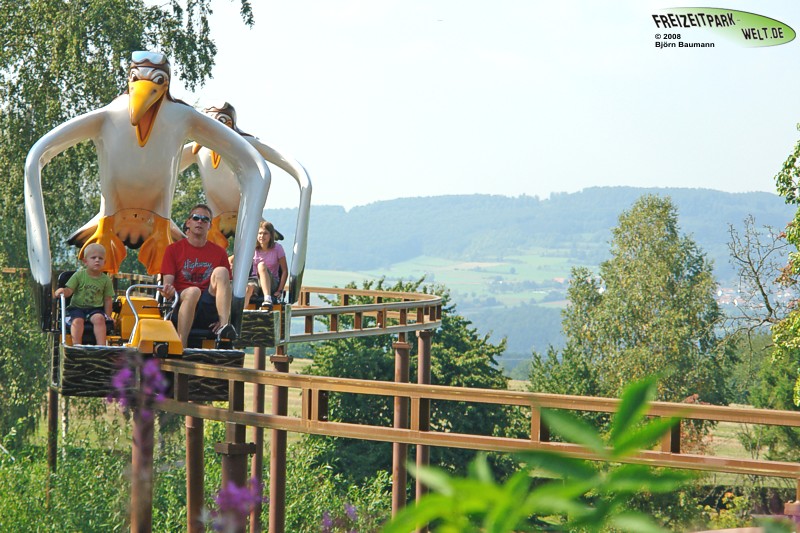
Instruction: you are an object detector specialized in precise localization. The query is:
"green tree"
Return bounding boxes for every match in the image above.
[771,125,800,407]
[306,278,525,482]
[0,0,252,444]
[531,195,727,405]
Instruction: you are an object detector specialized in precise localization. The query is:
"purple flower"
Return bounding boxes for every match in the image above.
[111,366,134,393]
[107,365,134,408]
[107,355,168,414]
[141,358,168,402]
[321,510,333,532]
[212,477,266,530]
[345,503,358,522]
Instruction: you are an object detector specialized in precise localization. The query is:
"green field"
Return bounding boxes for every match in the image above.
[303,249,585,307]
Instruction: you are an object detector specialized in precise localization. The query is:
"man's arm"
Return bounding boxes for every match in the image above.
[161,274,176,299]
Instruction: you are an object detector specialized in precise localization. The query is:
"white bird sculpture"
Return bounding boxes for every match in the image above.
[180,102,311,303]
[24,51,271,321]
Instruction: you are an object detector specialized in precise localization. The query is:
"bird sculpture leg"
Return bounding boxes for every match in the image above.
[79,214,126,273]
[138,215,174,275]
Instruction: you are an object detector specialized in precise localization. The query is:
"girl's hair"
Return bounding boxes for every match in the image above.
[256,221,276,250]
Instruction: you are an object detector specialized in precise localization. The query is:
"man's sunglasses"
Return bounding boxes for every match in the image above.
[191,214,211,223]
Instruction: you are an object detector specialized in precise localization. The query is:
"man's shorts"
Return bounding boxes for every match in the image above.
[66,307,108,325]
[172,289,219,330]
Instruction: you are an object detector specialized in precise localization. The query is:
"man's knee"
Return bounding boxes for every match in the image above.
[212,266,230,281]
[181,287,202,305]
[209,267,230,295]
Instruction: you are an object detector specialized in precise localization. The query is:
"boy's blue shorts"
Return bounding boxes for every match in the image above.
[66,307,107,325]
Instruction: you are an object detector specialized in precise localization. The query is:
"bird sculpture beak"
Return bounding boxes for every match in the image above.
[128,79,168,146]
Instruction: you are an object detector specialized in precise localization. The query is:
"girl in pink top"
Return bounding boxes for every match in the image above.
[249,220,287,306]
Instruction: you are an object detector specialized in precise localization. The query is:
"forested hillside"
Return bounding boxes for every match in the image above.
[266,187,794,367]
[268,187,793,282]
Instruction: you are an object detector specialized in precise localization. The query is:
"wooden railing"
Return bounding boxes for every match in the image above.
[285,286,442,343]
[158,360,800,493]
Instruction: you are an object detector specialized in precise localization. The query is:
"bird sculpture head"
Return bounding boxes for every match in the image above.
[193,101,243,168]
[127,50,171,147]
[203,101,238,131]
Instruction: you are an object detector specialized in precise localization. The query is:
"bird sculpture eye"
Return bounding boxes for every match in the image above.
[152,74,167,85]
[128,71,139,82]
[218,116,231,125]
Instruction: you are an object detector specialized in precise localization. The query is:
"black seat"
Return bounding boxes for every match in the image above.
[57,270,115,345]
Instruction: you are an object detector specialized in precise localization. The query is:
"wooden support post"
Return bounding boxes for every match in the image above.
[218,380,249,487]
[46,388,58,509]
[784,491,800,533]
[416,330,432,532]
[392,336,411,516]
[131,372,155,533]
[176,372,206,533]
[186,414,204,533]
[215,379,255,533]
[250,347,267,533]
[531,408,549,443]
[660,421,681,454]
[47,388,58,471]
[269,348,291,533]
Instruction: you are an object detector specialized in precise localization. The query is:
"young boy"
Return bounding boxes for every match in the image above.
[54,243,115,345]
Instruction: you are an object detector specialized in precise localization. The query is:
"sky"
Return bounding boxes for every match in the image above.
[169,0,800,210]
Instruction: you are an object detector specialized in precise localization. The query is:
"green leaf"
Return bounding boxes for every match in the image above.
[445,478,503,511]
[610,377,657,444]
[484,470,535,532]
[380,494,458,533]
[412,464,456,496]
[612,416,680,458]
[525,489,590,518]
[543,477,602,501]
[518,450,597,480]
[467,452,494,483]
[524,479,597,517]
[603,465,691,494]
[541,409,607,456]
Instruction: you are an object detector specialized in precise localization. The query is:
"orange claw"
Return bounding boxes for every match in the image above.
[79,215,126,273]
[138,216,174,274]
[208,217,230,250]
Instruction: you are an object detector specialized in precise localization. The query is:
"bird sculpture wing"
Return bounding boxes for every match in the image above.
[25,109,106,287]
[185,112,273,311]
